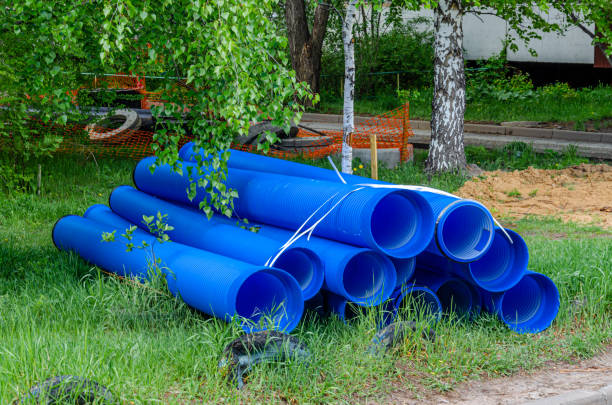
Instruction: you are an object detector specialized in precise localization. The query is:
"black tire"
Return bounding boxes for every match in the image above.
[218,331,310,389]
[237,122,305,145]
[18,375,115,404]
[275,135,333,149]
[85,109,141,143]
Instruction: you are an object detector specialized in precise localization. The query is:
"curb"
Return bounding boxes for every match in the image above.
[521,384,612,405]
[301,113,612,144]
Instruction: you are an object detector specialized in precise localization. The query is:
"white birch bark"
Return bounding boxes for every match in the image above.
[426,0,467,173]
[341,0,358,174]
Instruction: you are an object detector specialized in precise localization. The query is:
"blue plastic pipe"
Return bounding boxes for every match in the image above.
[108,186,324,300]
[412,268,481,318]
[482,270,559,334]
[416,227,527,293]
[384,284,442,325]
[465,228,528,292]
[180,146,495,262]
[236,219,397,306]
[390,257,416,287]
[55,210,304,332]
[133,156,435,259]
[325,292,363,322]
[180,144,347,180]
[421,194,494,263]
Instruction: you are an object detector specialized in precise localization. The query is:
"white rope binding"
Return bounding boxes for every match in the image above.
[263,166,513,267]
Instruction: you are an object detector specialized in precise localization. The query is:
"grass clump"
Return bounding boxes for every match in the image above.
[0,153,610,403]
[506,189,522,198]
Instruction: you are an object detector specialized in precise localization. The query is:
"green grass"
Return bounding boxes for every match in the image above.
[1,154,610,403]
[315,85,612,125]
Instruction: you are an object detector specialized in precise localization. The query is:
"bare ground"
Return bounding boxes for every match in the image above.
[385,346,612,404]
[456,163,612,229]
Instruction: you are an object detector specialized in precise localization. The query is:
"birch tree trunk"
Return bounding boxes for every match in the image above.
[426,0,467,173]
[341,0,358,174]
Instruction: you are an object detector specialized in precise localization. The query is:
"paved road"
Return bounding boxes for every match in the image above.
[300,119,612,160]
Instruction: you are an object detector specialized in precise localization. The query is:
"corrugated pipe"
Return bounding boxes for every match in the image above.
[108,186,324,300]
[421,193,494,263]
[133,156,435,259]
[54,207,304,332]
[179,145,495,262]
[412,269,482,318]
[384,284,443,326]
[325,292,363,322]
[218,216,396,306]
[416,227,527,293]
[482,271,559,334]
[389,257,416,288]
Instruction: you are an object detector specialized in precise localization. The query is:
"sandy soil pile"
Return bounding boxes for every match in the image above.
[456,163,612,229]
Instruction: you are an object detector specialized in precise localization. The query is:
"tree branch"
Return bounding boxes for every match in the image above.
[311,3,330,48]
[319,2,343,24]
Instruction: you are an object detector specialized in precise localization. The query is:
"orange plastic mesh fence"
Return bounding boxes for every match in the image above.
[92,73,146,91]
[16,102,413,162]
[317,102,414,162]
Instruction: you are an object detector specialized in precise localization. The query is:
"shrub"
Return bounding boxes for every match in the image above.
[466,53,535,102]
[320,20,434,97]
[539,82,578,98]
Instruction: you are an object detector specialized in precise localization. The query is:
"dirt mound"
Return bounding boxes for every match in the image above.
[456,163,612,229]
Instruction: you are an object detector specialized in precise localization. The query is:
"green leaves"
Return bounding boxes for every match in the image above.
[3,0,311,214]
[98,0,313,217]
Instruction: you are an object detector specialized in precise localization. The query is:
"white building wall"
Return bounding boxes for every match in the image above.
[463,12,507,60]
[507,9,594,63]
[391,7,595,64]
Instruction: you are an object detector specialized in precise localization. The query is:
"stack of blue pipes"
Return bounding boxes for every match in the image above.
[52,142,560,334]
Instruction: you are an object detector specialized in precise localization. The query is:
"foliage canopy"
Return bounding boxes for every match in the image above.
[1,0,312,213]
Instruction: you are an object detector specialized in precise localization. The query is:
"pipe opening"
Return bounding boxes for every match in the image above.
[439,203,493,262]
[236,272,289,327]
[370,193,418,250]
[274,248,314,290]
[343,252,385,300]
[470,229,528,292]
[502,276,542,325]
[436,280,474,316]
[395,287,442,321]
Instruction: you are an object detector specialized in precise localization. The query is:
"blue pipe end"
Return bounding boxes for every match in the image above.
[391,285,442,323]
[484,271,560,334]
[336,251,396,306]
[390,257,416,287]
[235,268,304,333]
[412,268,481,319]
[274,247,324,300]
[435,200,495,263]
[369,190,435,259]
[435,278,480,318]
[468,228,528,292]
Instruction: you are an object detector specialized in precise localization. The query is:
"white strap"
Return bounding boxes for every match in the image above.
[327,156,347,184]
[265,187,364,267]
[264,171,513,268]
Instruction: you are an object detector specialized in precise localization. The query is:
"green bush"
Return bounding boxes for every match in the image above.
[320,22,434,97]
[466,53,536,102]
[539,82,578,98]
